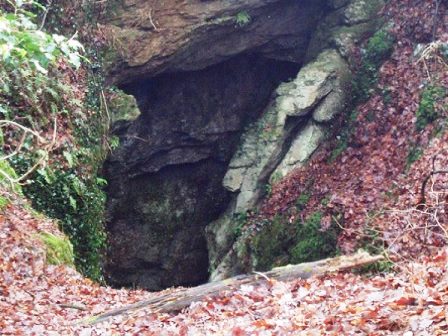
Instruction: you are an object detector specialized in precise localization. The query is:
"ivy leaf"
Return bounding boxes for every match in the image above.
[63,151,74,168]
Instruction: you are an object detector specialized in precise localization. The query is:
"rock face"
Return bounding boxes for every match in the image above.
[101,0,325,85]
[206,0,384,280]
[102,0,384,289]
[104,55,300,290]
[206,49,352,280]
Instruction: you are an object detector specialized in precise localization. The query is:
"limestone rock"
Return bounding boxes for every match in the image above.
[208,49,351,277]
[223,49,348,212]
[273,122,325,179]
[344,0,384,25]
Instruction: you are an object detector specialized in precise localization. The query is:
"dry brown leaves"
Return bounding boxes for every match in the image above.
[3,0,448,334]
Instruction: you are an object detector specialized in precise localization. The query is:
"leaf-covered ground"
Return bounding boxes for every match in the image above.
[2,0,448,334]
[2,188,448,335]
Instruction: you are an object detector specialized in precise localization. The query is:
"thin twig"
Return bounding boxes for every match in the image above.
[148,9,159,32]
[59,303,87,311]
[0,120,44,141]
[38,0,52,31]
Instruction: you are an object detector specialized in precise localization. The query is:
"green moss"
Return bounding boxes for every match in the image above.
[296,192,311,211]
[352,29,395,102]
[0,196,9,210]
[364,29,395,65]
[251,215,293,271]
[251,211,339,270]
[320,195,331,207]
[328,109,359,162]
[415,86,446,131]
[289,211,339,264]
[235,11,251,27]
[233,212,248,239]
[405,145,423,172]
[0,158,22,194]
[39,232,74,266]
[358,258,394,275]
[109,89,140,123]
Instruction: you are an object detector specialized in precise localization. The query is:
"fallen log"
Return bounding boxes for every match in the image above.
[82,251,384,325]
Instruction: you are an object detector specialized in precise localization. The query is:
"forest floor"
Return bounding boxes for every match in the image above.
[2,0,448,334]
[2,188,448,335]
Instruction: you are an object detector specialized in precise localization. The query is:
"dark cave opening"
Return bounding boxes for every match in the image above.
[103,54,301,291]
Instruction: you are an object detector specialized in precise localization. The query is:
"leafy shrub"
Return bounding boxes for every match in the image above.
[0,1,108,281]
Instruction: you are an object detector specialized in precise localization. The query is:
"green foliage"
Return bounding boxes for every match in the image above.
[38,231,74,266]
[0,1,84,71]
[295,192,311,211]
[405,145,423,172]
[16,159,107,280]
[0,1,108,282]
[415,86,446,131]
[358,258,394,274]
[352,29,395,102]
[235,11,251,27]
[0,195,9,210]
[289,211,339,264]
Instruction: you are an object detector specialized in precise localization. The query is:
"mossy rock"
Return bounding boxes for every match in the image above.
[352,28,394,102]
[251,211,340,271]
[108,89,141,124]
[251,215,294,271]
[39,232,74,266]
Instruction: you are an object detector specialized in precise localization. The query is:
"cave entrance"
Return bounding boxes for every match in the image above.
[104,54,301,291]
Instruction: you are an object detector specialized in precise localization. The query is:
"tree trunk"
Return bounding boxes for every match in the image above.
[82,251,384,325]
